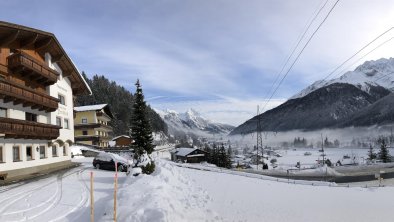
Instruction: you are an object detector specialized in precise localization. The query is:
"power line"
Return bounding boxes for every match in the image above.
[322,27,394,81]
[262,0,340,111]
[262,0,329,104]
[330,35,394,80]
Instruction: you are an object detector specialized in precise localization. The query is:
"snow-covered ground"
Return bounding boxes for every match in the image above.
[254,147,394,169]
[1,150,394,221]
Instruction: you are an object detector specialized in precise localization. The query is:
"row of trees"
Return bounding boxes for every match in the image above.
[367,137,392,163]
[203,144,232,168]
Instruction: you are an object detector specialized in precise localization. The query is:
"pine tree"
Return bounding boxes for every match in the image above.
[367,144,376,161]
[130,80,155,172]
[378,137,391,163]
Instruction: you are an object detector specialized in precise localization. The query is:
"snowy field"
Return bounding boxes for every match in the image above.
[259,147,394,169]
[1,152,394,221]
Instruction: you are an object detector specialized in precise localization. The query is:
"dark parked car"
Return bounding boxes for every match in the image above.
[93,152,131,172]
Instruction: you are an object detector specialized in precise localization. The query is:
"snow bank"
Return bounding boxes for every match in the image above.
[291,165,344,177]
[100,160,221,222]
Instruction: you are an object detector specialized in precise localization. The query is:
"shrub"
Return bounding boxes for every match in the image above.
[141,161,156,175]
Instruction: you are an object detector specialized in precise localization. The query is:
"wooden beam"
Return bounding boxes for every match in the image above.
[3,96,13,103]
[13,99,23,106]
[31,104,40,110]
[62,69,73,77]
[34,38,52,50]
[51,54,64,63]
[0,30,20,47]
[20,34,39,48]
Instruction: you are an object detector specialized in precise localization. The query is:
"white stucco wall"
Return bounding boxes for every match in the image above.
[46,53,75,144]
[0,99,49,123]
[0,139,70,172]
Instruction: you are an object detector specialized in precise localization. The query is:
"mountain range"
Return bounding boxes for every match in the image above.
[230,58,394,135]
[155,109,235,137]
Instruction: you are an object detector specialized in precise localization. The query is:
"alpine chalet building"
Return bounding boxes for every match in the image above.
[0,21,91,181]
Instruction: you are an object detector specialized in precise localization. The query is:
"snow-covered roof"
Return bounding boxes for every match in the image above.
[112,135,131,141]
[172,148,197,157]
[74,104,108,112]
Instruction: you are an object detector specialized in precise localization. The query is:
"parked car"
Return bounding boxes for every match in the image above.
[93,152,131,172]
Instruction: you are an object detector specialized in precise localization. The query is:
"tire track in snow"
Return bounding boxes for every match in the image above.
[49,167,91,222]
[0,167,87,221]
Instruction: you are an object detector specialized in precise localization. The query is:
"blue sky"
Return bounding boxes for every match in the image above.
[2,0,394,125]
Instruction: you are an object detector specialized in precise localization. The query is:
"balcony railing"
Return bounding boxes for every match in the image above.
[74,123,113,131]
[0,117,61,140]
[0,78,59,112]
[7,51,59,86]
[74,135,111,143]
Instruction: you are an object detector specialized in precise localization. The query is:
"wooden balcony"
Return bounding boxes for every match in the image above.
[7,51,59,86]
[74,123,113,131]
[0,117,61,140]
[0,78,59,112]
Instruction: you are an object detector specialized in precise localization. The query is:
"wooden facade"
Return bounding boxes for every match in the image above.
[171,148,207,163]
[112,135,133,147]
[0,21,91,181]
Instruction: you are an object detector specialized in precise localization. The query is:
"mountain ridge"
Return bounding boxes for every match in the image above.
[231,57,394,135]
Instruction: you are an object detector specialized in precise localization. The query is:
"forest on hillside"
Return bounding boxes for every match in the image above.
[75,73,168,136]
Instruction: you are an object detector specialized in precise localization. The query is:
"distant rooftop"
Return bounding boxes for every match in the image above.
[74,104,108,112]
[74,104,114,118]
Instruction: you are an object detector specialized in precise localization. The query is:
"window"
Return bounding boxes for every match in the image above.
[0,146,3,162]
[64,119,69,129]
[81,118,87,124]
[52,145,57,157]
[39,146,46,159]
[63,146,67,156]
[0,108,6,118]
[13,146,20,162]
[58,94,66,105]
[26,146,33,160]
[56,117,62,127]
[25,112,37,122]
[82,130,88,135]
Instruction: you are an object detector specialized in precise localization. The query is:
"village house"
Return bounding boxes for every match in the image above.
[74,104,113,148]
[171,148,207,163]
[111,135,133,147]
[0,21,91,181]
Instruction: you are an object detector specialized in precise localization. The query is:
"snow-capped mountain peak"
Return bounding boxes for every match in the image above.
[154,108,234,136]
[291,57,394,99]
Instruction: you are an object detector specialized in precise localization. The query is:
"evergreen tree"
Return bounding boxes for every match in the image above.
[378,137,391,163]
[212,144,219,166]
[75,73,167,135]
[367,144,377,161]
[130,80,155,172]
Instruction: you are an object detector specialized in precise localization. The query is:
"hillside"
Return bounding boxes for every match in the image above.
[230,83,390,134]
[342,93,394,127]
[231,58,394,135]
[75,73,167,136]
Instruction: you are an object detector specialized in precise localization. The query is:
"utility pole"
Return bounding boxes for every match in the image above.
[321,133,325,165]
[256,106,263,170]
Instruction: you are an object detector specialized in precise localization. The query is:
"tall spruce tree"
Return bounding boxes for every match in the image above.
[130,80,155,171]
[367,144,376,161]
[378,137,391,163]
